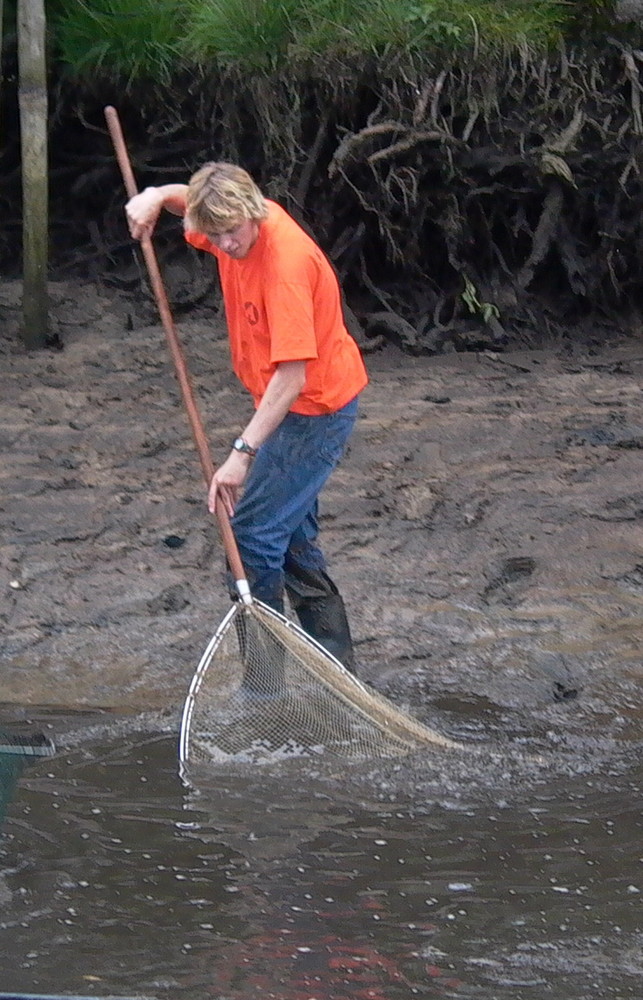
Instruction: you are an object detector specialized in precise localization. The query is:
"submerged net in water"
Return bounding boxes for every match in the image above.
[179,601,458,766]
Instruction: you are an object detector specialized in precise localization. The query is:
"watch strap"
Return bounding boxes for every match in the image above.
[232,436,257,458]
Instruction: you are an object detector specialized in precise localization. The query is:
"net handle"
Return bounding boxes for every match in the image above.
[103,105,248,590]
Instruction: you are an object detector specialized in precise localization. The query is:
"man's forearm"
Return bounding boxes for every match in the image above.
[241,361,306,450]
[208,361,306,516]
[126,184,188,240]
[153,184,188,217]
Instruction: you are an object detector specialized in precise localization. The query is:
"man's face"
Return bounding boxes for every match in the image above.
[205,218,260,259]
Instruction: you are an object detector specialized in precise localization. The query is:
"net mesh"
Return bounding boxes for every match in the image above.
[180,601,457,765]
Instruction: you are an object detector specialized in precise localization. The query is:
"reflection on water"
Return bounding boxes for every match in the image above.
[0,722,641,1000]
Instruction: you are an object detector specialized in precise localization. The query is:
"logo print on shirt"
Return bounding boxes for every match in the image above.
[244,302,259,326]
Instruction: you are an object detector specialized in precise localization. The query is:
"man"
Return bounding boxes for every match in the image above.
[126,163,368,671]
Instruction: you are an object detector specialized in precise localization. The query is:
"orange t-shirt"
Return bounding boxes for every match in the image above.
[184,201,368,415]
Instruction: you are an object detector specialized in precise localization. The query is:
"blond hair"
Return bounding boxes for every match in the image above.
[186,162,268,233]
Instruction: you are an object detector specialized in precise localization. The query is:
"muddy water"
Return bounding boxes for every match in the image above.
[1,721,641,1000]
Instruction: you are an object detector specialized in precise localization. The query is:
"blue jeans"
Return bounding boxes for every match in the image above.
[231,396,359,610]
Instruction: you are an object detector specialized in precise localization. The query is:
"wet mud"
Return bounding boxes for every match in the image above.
[1,279,642,766]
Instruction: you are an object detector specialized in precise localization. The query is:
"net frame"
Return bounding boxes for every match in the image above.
[179,600,459,768]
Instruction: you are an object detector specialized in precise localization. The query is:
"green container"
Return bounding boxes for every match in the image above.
[0,730,55,828]
[0,995,158,999]
[0,751,24,828]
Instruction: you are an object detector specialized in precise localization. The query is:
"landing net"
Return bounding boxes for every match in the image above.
[179,601,458,766]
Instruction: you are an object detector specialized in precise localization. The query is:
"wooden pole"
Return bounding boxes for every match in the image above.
[0,0,4,127]
[17,0,49,349]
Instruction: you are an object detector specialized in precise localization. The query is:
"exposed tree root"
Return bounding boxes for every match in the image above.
[3,42,643,352]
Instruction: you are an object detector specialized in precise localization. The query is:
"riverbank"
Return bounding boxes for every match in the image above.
[1,278,642,754]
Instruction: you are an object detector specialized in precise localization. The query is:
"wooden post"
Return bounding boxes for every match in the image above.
[0,0,4,123]
[17,0,49,349]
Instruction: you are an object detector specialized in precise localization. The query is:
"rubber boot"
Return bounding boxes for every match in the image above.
[285,565,356,674]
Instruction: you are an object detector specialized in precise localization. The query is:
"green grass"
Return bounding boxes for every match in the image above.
[51,0,614,82]
[290,0,565,60]
[180,0,301,71]
[180,0,566,68]
[52,0,184,84]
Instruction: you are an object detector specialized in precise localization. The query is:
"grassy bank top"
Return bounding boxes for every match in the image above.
[35,0,620,83]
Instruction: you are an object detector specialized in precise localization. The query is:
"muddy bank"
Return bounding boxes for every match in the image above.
[1,279,642,751]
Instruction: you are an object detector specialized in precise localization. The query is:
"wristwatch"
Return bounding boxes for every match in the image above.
[232,436,257,458]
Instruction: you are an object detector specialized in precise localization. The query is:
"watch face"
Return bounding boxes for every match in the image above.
[233,437,255,455]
